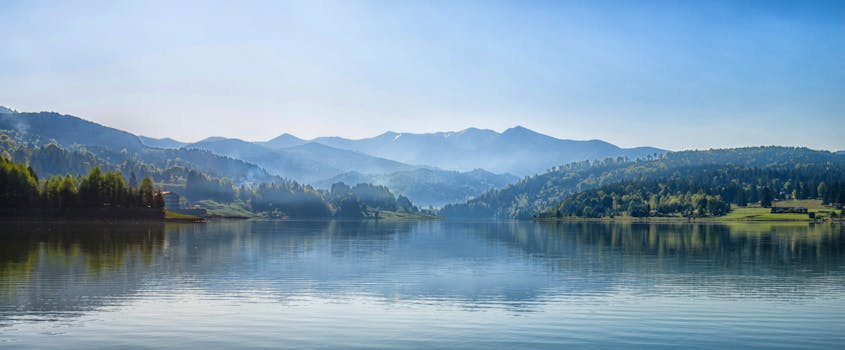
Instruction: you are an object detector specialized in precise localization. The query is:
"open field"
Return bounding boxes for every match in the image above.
[194,200,256,218]
[720,207,811,221]
[772,199,826,208]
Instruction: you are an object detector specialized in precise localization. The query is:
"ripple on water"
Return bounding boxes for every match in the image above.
[0,221,843,349]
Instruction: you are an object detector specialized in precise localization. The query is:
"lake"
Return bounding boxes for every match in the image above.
[1,220,843,349]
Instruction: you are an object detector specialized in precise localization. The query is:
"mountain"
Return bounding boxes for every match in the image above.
[259,133,308,150]
[0,109,277,184]
[186,137,332,182]
[0,111,145,152]
[282,142,417,176]
[186,138,418,183]
[440,147,845,219]
[314,168,518,208]
[139,136,187,149]
[311,126,664,176]
[197,136,229,143]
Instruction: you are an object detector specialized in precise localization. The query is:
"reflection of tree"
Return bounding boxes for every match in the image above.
[1,222,166,275]
[1,220,843,324]
[160,220,417,272]
[464,221,845,298]
[0,222,166,319]
[493,222,845,271]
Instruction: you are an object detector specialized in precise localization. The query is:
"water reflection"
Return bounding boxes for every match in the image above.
[1,221,843,325]
[0,222,166,322]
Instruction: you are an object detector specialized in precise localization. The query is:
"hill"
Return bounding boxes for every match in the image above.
[0,110,277,184]
[0,111,145,152]
[186,138,418,183]
[259,133,308,150]
[315,168,518,208]
[547,166,845,219]
[139,136,187,149]
[440,147,845,219]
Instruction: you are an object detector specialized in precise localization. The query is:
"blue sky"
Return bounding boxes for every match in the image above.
[1,0,843,150]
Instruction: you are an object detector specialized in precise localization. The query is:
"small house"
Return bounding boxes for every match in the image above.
[770,207,808,214]
[162,191,180,211]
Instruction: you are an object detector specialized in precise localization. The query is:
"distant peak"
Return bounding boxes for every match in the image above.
[0,106,17,114]
[197,136,229,143]
[373,131,400,140]
[458,127,493,134]
[503,125,536,134]
[268,133,303,141]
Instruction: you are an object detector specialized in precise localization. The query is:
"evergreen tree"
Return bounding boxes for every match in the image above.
[140,177,155,207]
[761,187,773,208]
[737,190,748,207]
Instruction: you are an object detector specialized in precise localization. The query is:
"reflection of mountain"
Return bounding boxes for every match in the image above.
[1,221,843,323]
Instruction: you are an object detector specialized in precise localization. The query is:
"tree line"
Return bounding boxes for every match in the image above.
[1,157,163,209]
[182,168,421,218]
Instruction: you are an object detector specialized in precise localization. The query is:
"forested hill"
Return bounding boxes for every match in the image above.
[548,164,845,219]
[439,147,845,219]
[0,111,146,152]
[0,111,277,185]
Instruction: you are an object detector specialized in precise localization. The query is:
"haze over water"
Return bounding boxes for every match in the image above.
[1,220,844,349]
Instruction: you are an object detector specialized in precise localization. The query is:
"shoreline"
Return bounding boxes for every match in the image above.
[533,216,844,224]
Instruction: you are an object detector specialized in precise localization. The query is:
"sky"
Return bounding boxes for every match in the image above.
[0,0,843,151]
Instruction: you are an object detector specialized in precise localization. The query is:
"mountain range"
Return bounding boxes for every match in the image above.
[3,105,668,207]
[309,126,664,176]
[141,126,666,179]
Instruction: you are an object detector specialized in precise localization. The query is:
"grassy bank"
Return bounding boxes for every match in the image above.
[193,200,256,218]
[721,200,841,222]
[536,200,842,223]
[164,210,205,222]
[372,211,440,221]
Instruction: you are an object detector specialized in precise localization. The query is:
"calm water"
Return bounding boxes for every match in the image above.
[1,220,844,349]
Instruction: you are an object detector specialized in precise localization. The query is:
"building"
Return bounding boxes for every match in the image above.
[770,207,808,214]
[161,191,207,217]
[162,191,180,211]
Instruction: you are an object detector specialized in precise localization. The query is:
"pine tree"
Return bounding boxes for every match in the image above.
[761,186,773,207]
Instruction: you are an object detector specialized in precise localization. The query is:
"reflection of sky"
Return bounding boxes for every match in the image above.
[2,221,844,348]
[2,221,843,317]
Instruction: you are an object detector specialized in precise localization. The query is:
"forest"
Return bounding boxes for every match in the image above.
[1,132,423,219]
[1,157,164,217]
[1,151,422,219]
[183,169,419,218]
[442,147,845,219]
[546,167,845,218]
